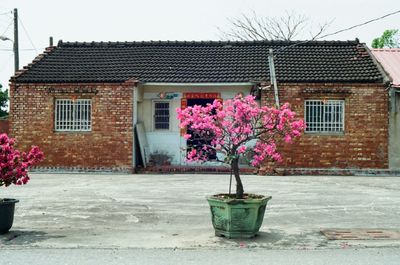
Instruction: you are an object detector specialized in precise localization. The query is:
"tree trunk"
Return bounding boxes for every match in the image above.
[231,158,244,199]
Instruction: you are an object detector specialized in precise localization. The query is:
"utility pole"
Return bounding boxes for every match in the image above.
[268,49,280,107]
[13,8,19,73]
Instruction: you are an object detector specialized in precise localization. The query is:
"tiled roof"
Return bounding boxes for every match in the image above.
[371,49,400,87]
[13,40,384,83]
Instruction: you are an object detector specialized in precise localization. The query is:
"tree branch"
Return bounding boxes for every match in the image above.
[219,11,331,41]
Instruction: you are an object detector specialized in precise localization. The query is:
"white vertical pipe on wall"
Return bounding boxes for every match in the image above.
[268,49,280,107]
[132,85,138,169]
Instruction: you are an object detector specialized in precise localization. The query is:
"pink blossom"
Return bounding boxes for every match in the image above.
[176,95,304,169]
[284,135,292,143]
[0,134,44,187]
[183,134,192,140]
[237,145,247,154]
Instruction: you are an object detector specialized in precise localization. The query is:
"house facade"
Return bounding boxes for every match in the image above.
[9,40,391,172]
[371,49,400,169]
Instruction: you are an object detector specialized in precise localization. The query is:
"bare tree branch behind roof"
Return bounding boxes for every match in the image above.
[219,11,331,41]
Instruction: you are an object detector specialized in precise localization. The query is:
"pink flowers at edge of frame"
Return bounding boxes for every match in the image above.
[0,134,44,187]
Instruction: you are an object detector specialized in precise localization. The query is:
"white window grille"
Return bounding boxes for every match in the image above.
[305,99,344,133]
[55,99,92,131]
[154,101,170,130]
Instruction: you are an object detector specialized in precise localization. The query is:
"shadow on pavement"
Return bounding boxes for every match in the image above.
[213,229,328,249]
[214,229,286,245]
[0,230,65,246]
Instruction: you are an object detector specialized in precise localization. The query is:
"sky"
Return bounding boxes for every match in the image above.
[0,0,399,92]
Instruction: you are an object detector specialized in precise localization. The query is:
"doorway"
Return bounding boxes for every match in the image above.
[186,98,216,160]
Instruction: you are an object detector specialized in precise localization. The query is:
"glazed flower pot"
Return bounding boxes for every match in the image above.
[207,194,271,238]
[0,198,19,234]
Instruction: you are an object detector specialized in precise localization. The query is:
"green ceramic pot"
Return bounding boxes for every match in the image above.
[207,194,271,238]
[0,198,19,234]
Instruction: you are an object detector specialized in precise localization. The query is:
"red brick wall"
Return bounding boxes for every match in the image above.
[10,82,134,170]
[261,83,389,170]
[0,119,9,134]
[9,81,389,172]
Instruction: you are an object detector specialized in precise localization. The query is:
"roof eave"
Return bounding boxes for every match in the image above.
[140,82,256,86]
[364,43,392,86]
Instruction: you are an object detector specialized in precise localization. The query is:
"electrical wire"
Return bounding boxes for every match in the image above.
[0,53,13,73]
[0,15,11,23]
[18,16,38,53]
[320,10,400,40]
[1,21,12,37]
[274,9,400,55]
[0,48,41,51]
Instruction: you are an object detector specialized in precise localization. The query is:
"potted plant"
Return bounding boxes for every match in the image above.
[177,95,304,238]
[0,134,44,234]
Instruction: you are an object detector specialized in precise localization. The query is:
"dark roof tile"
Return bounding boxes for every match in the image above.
[13,40,384,83]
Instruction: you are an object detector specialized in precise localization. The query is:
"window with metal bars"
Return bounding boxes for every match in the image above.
[154,101,170,130]
[55,99,92,131]
[305,99,344,133]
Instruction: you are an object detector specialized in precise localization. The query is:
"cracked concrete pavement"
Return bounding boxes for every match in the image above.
[1,173,400,250]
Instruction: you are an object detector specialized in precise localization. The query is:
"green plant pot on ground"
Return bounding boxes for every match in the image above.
[207,194,271,238]
[0,198,19,234]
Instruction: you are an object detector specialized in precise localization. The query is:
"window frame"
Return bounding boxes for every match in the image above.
[54,98,92,132]
[152,100,171,131]
[304,99,345,134]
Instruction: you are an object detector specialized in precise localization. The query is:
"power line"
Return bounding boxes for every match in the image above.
[274,9,400,55]
[0,48,40,51]
[319,10,400,40]
[1,20,12,36]
[0,11,12,16]
[18,15,38,53]
[0,16,12,23]
[0,53,13,73]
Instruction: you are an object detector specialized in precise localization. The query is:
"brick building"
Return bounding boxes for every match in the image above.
[371,49,400,170]
[9,40,391,172]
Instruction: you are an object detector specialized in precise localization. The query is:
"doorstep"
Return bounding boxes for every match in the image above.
[137,165,257,174]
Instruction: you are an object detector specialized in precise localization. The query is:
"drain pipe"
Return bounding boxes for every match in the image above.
[132,85,138,170]
[393,88,399,113]
[268,49,280,107]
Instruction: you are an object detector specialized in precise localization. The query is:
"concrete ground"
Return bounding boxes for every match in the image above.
[1,173,400,250]
[1,248,400,265]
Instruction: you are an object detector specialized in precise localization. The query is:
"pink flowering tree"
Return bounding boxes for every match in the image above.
[0,134,44,191]
[177,95,305,199]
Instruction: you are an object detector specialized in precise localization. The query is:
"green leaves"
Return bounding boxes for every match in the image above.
[0,88,8,118]
[372,29,400,48]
